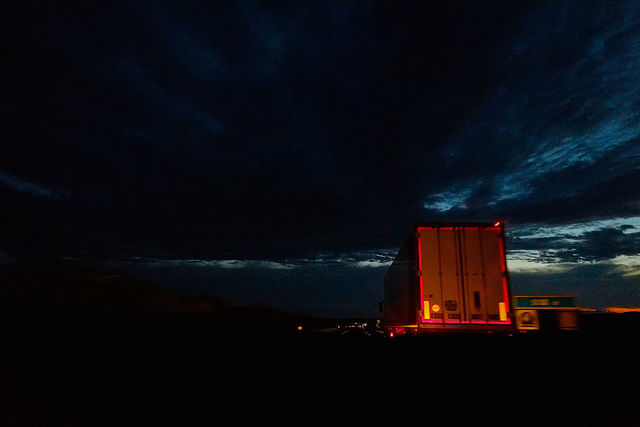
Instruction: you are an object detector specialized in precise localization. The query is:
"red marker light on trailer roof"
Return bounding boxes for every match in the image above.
[494,221,501,227]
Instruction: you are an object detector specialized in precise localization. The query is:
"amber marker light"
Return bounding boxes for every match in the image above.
[498,302,507,321]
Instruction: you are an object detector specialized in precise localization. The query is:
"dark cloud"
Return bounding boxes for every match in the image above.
[539,228,638,264]
[577,228,640,261]
[509,224,640,263]
[421,3,640,226]
[2,1,539,258]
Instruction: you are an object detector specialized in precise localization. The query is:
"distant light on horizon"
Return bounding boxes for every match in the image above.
[605,307,640,313]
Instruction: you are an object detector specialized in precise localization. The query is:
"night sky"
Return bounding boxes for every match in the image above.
[2,1,639,317]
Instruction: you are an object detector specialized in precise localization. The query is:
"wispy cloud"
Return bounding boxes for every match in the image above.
[507,217,640,271]
[610,254,640,277]
[423,182,481,212]
[132,249,396,270]
[138,258,297,270]
[507,256,575,274]
[514,217,640,238]
[0,170,66,200]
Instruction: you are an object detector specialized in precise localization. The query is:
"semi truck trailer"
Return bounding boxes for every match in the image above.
[383,222,513,334]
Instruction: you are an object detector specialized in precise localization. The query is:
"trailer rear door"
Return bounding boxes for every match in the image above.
[418,225,511,327]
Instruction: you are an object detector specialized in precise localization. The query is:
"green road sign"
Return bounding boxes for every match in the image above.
[514,296,576,309]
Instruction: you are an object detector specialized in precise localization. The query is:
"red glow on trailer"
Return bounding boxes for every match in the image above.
[418,233,425,323]
[418,319,511,325]
[440,227,454,230]
[418,235,423,270]
[498,234,511,314]
[502,277,510,311]
[419,276,425,319]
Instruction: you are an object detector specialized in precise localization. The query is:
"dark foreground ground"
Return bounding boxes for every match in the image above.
[1,262,639,425]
